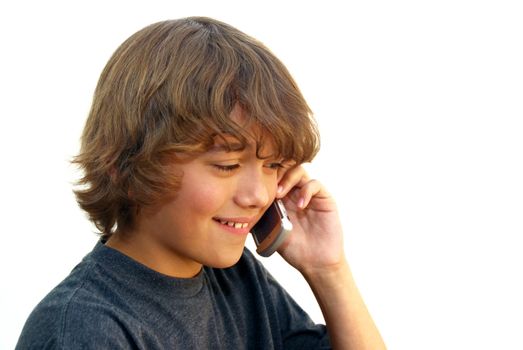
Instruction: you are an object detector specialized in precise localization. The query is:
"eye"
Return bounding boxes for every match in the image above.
[213,164,240,172]
[265,162,284,170]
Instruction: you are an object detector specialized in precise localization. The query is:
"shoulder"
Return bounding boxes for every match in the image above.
[16,260,140,349]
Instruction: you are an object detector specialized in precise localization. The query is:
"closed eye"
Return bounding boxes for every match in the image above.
[265,162,284,170]
[213,164,240,172]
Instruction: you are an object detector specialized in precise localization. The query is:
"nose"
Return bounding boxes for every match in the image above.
[234,167,272,209]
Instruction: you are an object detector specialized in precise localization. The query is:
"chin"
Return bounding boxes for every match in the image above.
[207,247,245,269]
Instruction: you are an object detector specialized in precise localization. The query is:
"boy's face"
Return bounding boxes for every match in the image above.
[128,105,286,277]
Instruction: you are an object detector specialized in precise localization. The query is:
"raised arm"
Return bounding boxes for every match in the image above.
[276,166,386,350]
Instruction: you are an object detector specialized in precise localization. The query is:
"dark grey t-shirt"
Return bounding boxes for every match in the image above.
[16,241,330,349]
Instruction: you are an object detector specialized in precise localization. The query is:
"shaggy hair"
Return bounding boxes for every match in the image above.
[73,17,320,238]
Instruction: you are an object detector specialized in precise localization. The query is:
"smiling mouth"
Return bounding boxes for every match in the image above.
[213,218,249,229]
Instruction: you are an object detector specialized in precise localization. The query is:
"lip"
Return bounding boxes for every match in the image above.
[213,216,256,236]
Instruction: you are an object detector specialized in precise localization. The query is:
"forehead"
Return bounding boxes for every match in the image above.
[204,104,279,157]
[209,132,278,159]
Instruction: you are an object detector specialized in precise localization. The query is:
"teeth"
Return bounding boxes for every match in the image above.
[217,219,248,229]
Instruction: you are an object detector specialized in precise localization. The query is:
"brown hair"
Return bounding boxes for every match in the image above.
[73,17,320,238]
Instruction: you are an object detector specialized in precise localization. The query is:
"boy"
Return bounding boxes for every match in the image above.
[16,17,385,349]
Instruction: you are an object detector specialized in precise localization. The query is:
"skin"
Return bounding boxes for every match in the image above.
[276,167,386,349]
[106,137,282,277]
[107,105,386,349]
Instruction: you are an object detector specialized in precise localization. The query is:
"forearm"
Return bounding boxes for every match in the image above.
[302,261,386,350]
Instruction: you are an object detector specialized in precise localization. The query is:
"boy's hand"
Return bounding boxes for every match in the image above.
[276,166,387,349]
[276,165,346,276]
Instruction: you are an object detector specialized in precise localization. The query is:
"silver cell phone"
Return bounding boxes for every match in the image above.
[251,199,293,257]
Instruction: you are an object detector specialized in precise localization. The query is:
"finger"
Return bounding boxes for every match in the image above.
[276,165,309,198]
[296,179,325,208]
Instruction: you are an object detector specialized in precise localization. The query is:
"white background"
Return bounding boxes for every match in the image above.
[1,1,522,349]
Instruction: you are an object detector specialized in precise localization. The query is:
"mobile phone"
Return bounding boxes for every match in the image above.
[251,199,293,257]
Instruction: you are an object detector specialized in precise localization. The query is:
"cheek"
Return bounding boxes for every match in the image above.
[181,181,228,216]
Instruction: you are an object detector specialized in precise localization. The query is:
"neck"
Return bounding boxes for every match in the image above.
[105,231,203,278]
